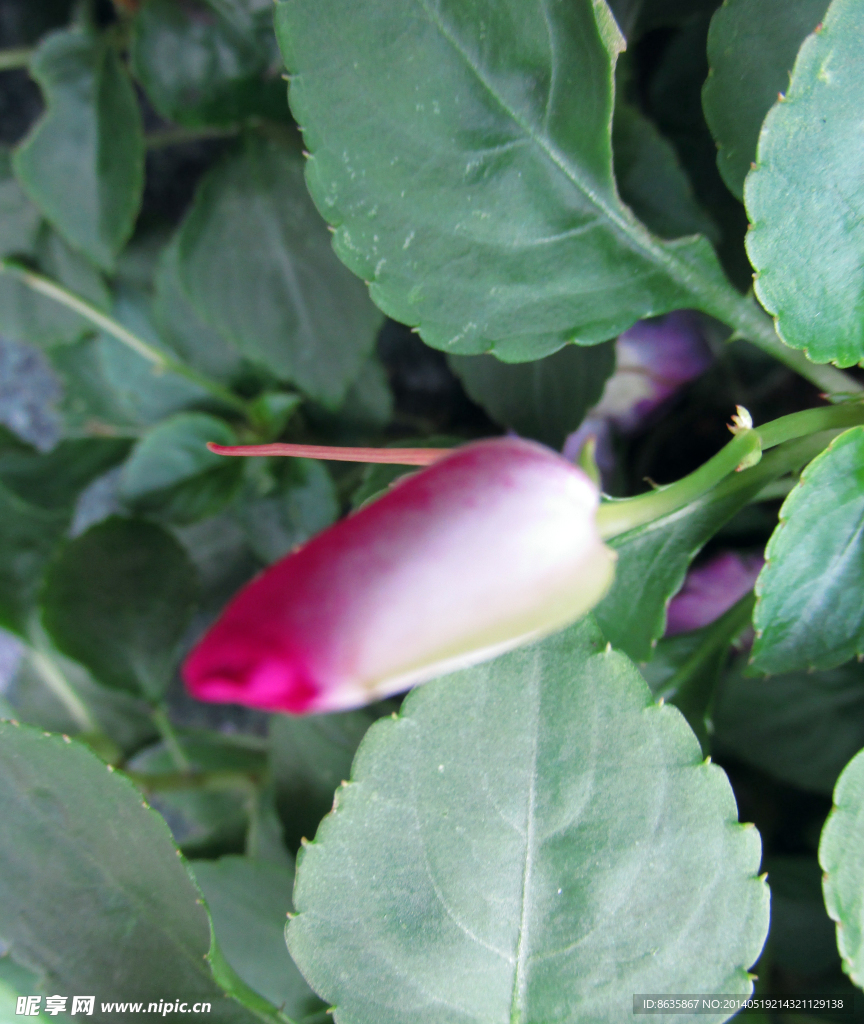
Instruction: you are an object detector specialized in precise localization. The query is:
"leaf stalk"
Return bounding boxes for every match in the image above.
[0,258,252,419]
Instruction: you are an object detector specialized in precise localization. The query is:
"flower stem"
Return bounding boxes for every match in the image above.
[145,124,241,150]
[596,402,864,539]
[151,705,191,774]
[596,429,762,538]
[661,591,756,752]
[721,292,862,400]
[0,258,251,419]
[0,47,32,71]
[29,649,97,733]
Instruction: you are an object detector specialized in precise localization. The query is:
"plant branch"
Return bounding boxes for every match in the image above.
[28,648,98,733]
[597,429,762,538]
[597,402,864,539]
[123,768,260,795]
[0,258,251,418]
[150,705,191,774]
[722,292,862,400]
[661,592,756,752]
[0,47,32,71]
[145,124,241,150]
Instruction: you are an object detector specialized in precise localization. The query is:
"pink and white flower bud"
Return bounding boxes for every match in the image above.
[183,438,615,714]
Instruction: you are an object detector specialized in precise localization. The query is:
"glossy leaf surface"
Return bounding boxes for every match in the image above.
[275,0,736,360]
[13,27,145,269]
[703,0,829,200]
[744,0,864,366]
[820,747,864,988]
[177,133,382,406]
[449,341,614,448]
[752,428,864,674]
[287,618,767,1023]
[0,721,266,1023]
[41,517,199,700]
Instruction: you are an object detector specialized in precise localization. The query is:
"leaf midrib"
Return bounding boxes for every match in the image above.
[415,0,729,316]
[509,653,541,1024]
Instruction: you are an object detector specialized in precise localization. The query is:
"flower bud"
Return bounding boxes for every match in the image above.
[183,438,615,714]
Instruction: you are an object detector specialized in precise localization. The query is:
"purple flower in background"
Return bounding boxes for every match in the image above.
[564,311,713,479]
[665,551,764,636]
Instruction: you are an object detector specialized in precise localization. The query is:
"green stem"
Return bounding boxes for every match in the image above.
[28,649,97,733]
[0,258,251,418]
[597,402,864,539]
[145,125,241,150]
[0,47,32,71]
[663,592,756,751]
[597,429,762,538]
[123,768,259,795]
[151,705,191,774]
[757,402,864,448]
[720,292,862,400]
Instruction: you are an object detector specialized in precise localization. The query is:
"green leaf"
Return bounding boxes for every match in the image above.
[192,857,325,1019]
[0,954,49,1023]
[752,427,864,674]
[154,238,245,384]
[128,733,266,855]
[0,720,270,1021]
[0,438,132,637]
[449,341,614,449]
[5,642,158,755]
[639,594,754,753]
[596,471,770,662]
[269,709,378,851]
[119,413,244,525]
[763,855,840,976]
[820,746,864,988]
[0,225,111,349]
[713,658,864,796]
[132,0,286,128]
[0,436,131,509]
[40,517,199,700]
[0,148,40,255]
[287,618,768,1022]
[326,357,393,431]
[49,291,210,431]
[703,0,829,201]
[613,103,719,242]
[13,27,145,269]
[176,132,382,405]
[0,485,68,637]
[233,457,338,564]
[275,0,737,361]
[744,0,864,366]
